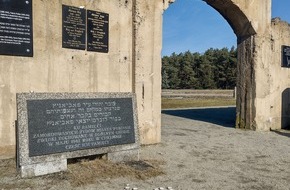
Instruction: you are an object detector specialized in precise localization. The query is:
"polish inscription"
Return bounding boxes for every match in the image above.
[62,5,86,50]
[0,0,33,56]
[27,98,135,157]
[87,10,109,53]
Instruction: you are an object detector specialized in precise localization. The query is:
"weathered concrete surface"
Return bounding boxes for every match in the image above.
[134,0,164,144]
[20,159,67,178]
[269,18,290,130]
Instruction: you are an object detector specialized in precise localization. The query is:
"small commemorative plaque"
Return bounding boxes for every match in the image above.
[0,0,33,56]
[62,5,86,50]
[87,10,109,53]
[282,45,290,67]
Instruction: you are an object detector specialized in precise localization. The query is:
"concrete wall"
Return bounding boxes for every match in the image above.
[269,19,290,130]
[230,0,290,131]
[133,0,164,144]
[235,0,272,130]
[0,0,133,158]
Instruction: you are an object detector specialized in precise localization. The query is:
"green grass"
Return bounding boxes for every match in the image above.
[162,97,236,109]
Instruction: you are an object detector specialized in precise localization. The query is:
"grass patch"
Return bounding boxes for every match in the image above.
[0,159,35,189]
[43,157,165,187]
[0,158,16,178]
[64,158,165,187]
[162,97,236,109]
[0,157,165,188]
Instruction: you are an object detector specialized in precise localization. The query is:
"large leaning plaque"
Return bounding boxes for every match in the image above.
[62,5,86,50]
[282,45,290,67]
[87,10,109,53]
[17,93,139,165]
[0,0,33,56]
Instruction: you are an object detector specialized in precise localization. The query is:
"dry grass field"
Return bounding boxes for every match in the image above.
[162,89,236,109]
[0,157,165,189]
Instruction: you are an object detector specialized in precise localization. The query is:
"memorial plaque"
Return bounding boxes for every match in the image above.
[17,93,139,177]
[62,5,86,50]
[0,0,33,56]
[25,96,136,157]
[87,10,109,53]
[282,45,290,67]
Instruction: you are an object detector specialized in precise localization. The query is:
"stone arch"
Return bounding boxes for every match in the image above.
[164,0,257,129]
[204,0,257,129]
[204,0,256,42]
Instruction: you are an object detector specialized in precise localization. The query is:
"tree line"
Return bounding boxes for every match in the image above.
[162,47,237,89]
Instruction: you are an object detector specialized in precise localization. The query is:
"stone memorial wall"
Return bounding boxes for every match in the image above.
[270,19,290,130]
[1,0,290,176]
[0,0,135,160]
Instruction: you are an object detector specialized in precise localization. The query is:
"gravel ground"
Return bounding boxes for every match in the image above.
[2,106,290,189]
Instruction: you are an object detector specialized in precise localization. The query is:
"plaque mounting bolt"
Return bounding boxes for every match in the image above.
[25,1,29,4]
[26,49,30,52]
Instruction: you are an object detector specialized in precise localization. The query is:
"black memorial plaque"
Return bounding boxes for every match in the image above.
[27,98,135,157]
[0,0,33,56]
[62,5,86,50]
[282,45,290,67]
[87,10,109,53]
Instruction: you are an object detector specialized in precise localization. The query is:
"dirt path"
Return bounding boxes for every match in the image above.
[2,106,290,189]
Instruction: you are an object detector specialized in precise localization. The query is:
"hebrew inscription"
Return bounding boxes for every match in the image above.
[0,0,33,56]
[62,5,86,50]
[27,98,135,157]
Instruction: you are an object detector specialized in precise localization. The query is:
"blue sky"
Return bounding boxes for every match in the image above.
[162,0,290,56]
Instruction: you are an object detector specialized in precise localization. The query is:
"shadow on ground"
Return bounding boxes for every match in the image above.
[162,107,236,128]
[272,130,290,138]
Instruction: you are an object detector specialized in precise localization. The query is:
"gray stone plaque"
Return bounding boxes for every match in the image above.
[0,0,33,56]
[17,92,139,175]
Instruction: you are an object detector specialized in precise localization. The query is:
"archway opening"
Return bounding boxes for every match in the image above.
[162,0,256,129]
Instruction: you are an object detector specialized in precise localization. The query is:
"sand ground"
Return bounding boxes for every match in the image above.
[2,106,290,190]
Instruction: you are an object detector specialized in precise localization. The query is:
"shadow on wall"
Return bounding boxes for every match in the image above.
[282,88,290,129]
[162,107,236,128]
